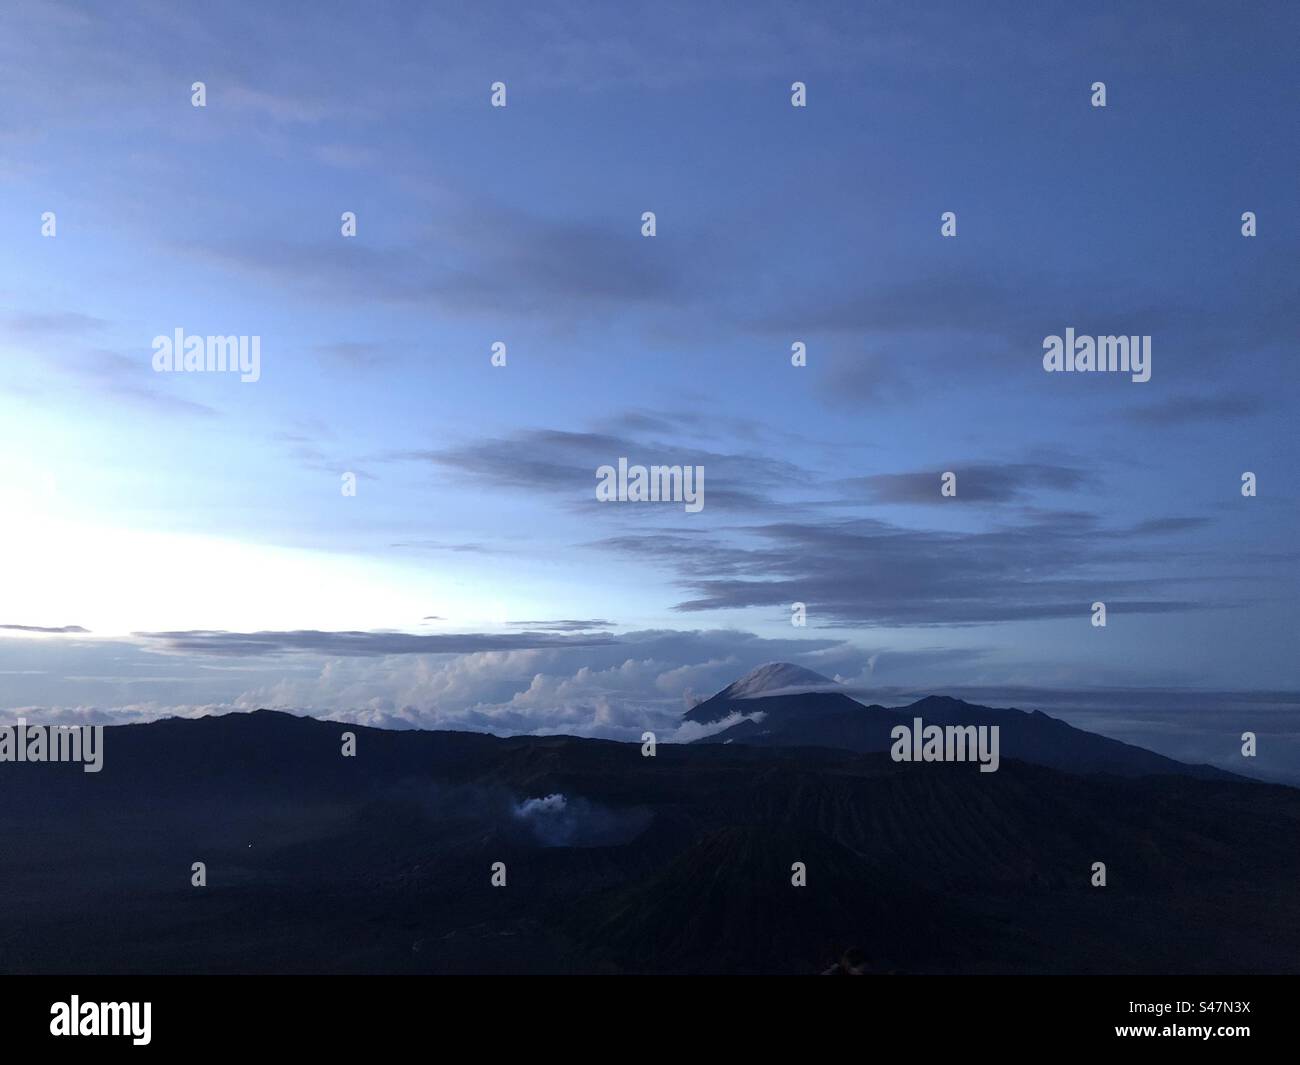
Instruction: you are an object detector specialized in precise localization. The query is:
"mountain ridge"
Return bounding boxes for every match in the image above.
[686,663,1242,782]
[1,704,1296,974]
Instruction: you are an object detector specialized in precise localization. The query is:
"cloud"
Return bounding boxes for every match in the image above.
[388,426,814,515]
[1,319,219,417]
[132,629,620,658]
[9,340,222,418]
[843,463,1095,505]
[83,369,222,413]
[173,197,699,321]
[4,312,108,336]
[506,619,616,632]
[0,624,90,634]
[390,541,492,553]
[751,247,1300,405]
[1129,517,1212,535]
[1124,394,1264,426]
[0,703,228,727]
[120,628,852,738]
[671,709,766,743]
[758,266,1039,341]
[816,348,914,407]
[599,510,1228,627]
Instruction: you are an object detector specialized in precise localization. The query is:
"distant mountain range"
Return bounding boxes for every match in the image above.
[0,666,1295,975]
[688,663,1239,780]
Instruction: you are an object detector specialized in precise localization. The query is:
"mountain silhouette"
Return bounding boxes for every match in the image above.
[684,662,863,727]
[0,698,1294,974]
[689,664,1237,780]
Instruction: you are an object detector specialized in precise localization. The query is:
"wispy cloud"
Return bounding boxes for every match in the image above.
[1125,394,1264,426]
[0,624,90,634]
[506,619,615,632]
[843,463,1096,505]
[598,510,1236,627]
[133,628,621,658]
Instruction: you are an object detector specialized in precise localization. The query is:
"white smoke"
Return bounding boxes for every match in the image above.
[511,791,652,847]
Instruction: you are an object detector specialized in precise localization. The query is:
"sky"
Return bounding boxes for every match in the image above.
[0,1,1297,780]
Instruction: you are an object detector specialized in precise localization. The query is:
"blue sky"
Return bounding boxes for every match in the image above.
[0,1,1296,779]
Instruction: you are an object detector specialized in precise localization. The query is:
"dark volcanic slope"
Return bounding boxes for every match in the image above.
[0,710,1296,974]
[693,677,1237,781]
